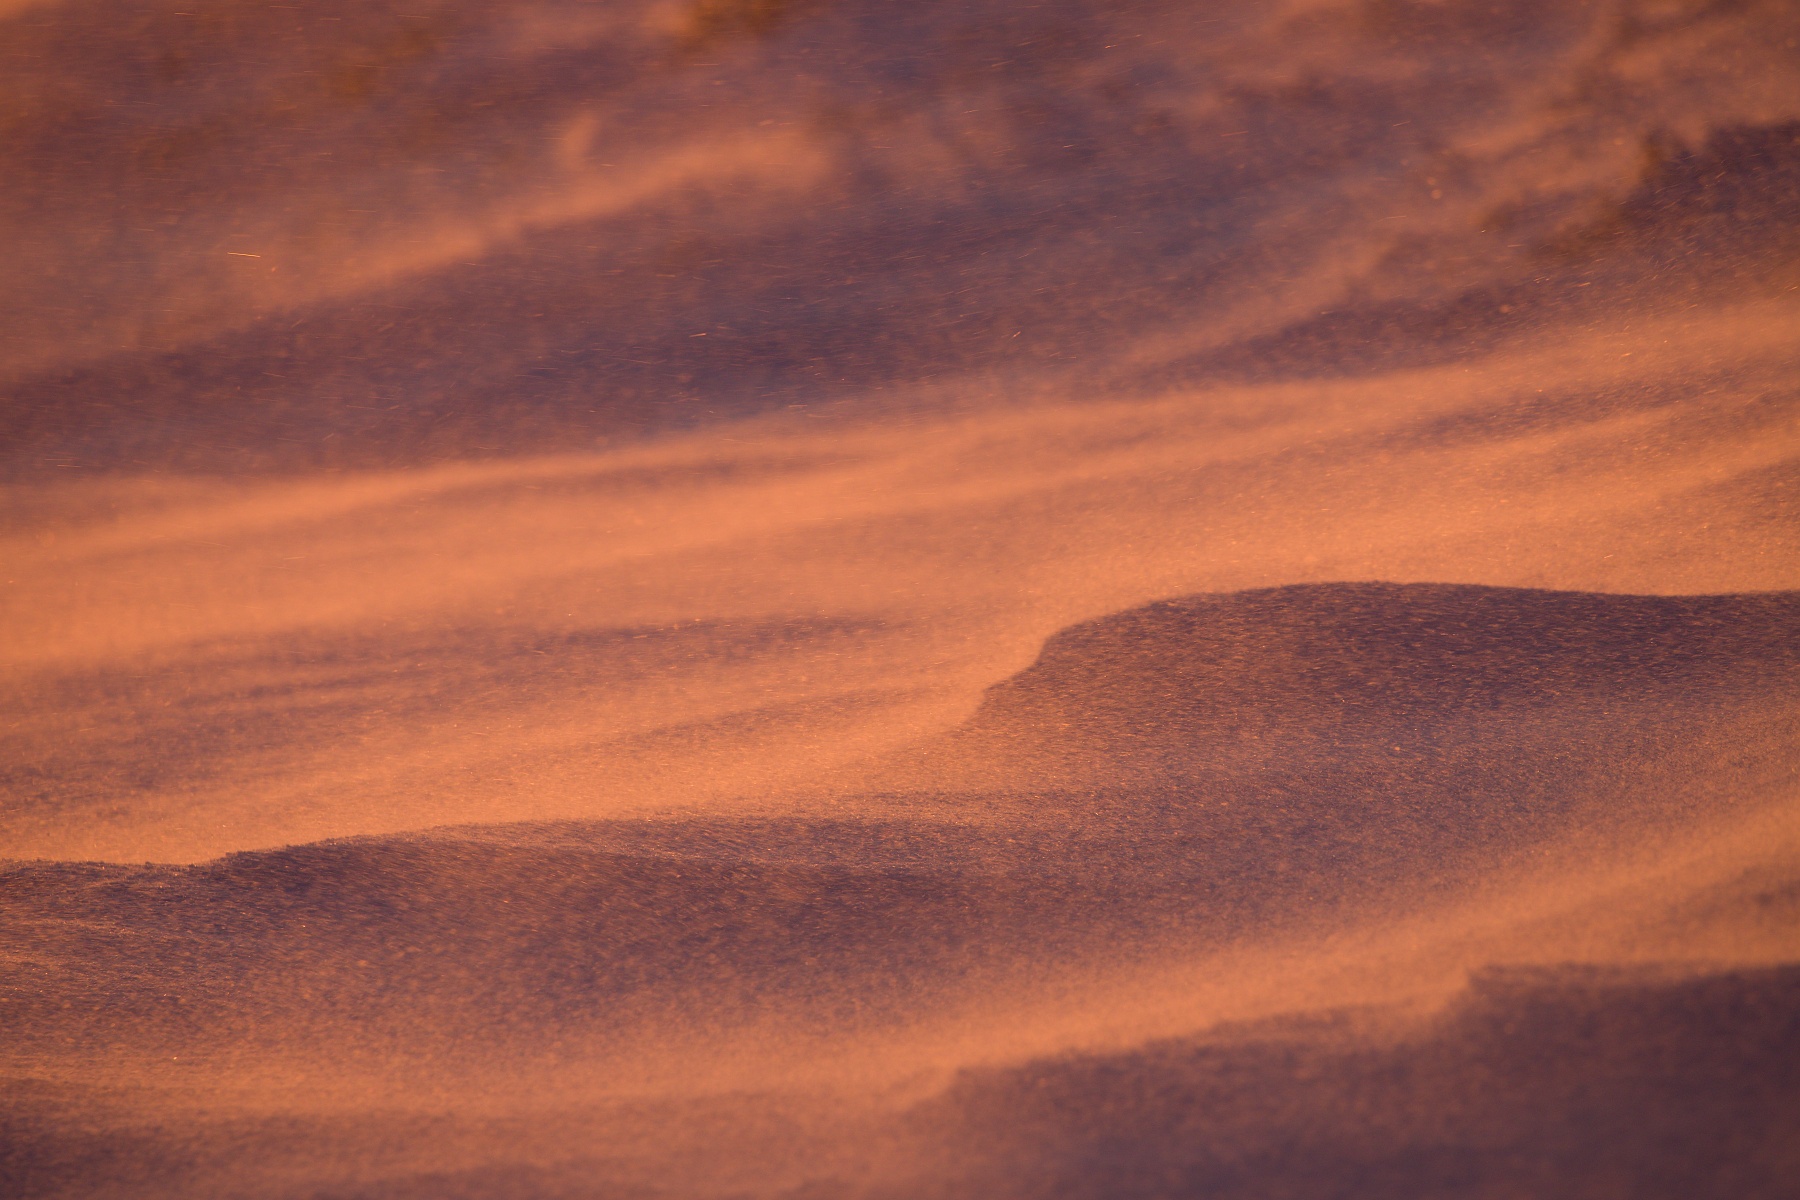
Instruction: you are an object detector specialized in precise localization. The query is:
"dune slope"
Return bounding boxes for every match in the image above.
[5,582,1798,1196]
[5,0,1799,1195]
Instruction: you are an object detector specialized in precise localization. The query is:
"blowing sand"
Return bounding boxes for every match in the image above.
[3,1,1798,1196]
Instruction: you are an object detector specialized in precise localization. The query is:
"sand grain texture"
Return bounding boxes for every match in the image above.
[3,0,1799,1195]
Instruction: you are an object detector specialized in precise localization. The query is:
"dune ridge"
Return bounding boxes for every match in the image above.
[6,582,1799,1196]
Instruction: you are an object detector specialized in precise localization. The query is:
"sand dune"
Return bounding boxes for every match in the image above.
[4,0,1799,1195]
[875,964,1800,1200]
[6,584,1799,1195]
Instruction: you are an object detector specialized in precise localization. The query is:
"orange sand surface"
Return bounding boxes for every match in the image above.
[3,1,1798,1196]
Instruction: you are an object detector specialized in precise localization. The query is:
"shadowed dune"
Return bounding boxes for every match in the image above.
[867,584,1800,927]
[5,583,1798,1196]
[935,582,1800,785]
[6,967,1799,1199]
[871,964,1800,1200]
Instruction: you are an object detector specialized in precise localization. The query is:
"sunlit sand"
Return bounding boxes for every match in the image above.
[4,0,1798,1196]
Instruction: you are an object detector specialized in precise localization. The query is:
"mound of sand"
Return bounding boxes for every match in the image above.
[6,582,1797,1196]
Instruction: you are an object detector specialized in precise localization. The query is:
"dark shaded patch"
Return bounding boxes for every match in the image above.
[887,963,1800,1200]
[1157,122,1800,385]
[969,582,1800,754]
[677,0,829,49]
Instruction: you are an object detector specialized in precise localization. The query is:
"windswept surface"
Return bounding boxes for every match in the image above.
[3,1,1799,1197]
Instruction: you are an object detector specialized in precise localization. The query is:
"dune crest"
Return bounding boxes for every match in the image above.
[7,584,1798,1200]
